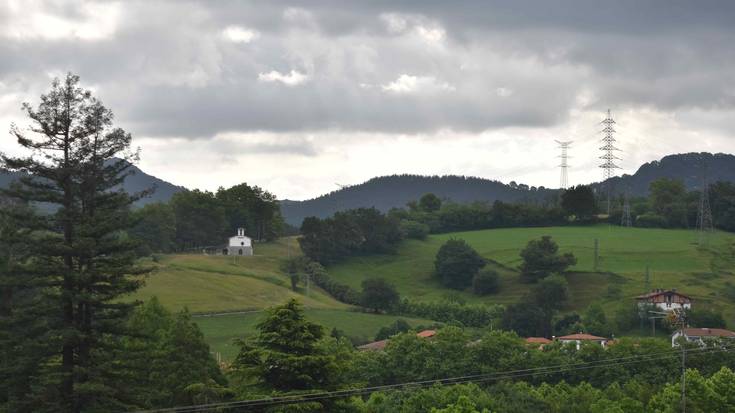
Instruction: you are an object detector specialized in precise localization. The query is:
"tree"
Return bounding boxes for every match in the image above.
[232,299,336,393]
[649,178,688,227]
[361,278,400,313]
[401,220,430,240]
[688,308,726,329]
[435,239,486,290]
[420,193,442,212]
[1,73,149,411]
[583,303,610,336]
[170,190,227,249]
[130,202,176,254]
[519,236,576,282]
[472,269,500,295]
[216,183,283,242]
[561,185,597,220]
[530,275,569,312]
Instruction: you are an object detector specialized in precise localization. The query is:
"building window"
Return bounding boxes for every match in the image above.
[241,242,245,246]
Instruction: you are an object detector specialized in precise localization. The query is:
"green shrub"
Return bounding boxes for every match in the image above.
[472,269,500,295]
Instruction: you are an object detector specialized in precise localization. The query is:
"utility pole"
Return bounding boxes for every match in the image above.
[599,109,621,215]
[555,140,573,190]
[593,238,599,271]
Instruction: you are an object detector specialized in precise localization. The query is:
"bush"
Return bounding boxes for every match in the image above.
[434,239,486,290]
[688,308,727,329]
[472,269,500,295]
[395,299,504,328]
[374,319,412,340]
[519,236,576,282]
[636,213,667,228]
[400,220,430,240]
[361,278,400,313]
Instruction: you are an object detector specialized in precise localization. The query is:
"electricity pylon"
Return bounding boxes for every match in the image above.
[556,140,573,190]
[599,109,621,215]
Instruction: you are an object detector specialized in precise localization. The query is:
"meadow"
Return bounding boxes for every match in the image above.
[328,226,735,317]
[131,226,735,359]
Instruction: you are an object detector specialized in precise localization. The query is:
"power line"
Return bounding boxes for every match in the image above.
[133,344,734,413]
[555,140,573,190]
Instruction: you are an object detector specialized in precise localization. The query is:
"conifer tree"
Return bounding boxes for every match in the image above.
[1,73,149,412]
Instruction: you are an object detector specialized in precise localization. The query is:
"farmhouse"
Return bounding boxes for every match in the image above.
[671,328,735,347]
[635,289,692,311]
[555,333,609,350]
[525,337,552,349]
[224,227,253,256]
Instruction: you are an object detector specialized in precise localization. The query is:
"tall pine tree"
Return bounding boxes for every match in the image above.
[1,73,149,412]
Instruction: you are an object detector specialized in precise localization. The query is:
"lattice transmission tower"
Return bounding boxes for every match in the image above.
[599,109,621,214]
[556,140,573,190]
[621,191,632,227]
[697,170,714,245]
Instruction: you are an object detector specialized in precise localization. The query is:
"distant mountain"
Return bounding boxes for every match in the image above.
[591,152,735,196]
[280,175,557,226]
[0,160,185,207]
[281,152,735,226]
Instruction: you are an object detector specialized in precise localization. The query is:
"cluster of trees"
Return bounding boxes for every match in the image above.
[0,74,224,412]
[131,182,283,254]
[298,207,402,264]
[228,299,735,412]
[607,178,735,230]
[390,193,568,235]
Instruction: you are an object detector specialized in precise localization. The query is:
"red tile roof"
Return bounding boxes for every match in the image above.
[416,330,437,338]
[635,290,692,300]
[682,328,735,338]
[525,337,552,344]
[556,333,608,341]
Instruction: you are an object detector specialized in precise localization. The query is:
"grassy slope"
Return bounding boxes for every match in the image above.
[130,238,441,360]
[195,310,437,361]
[328,226,735,321]
[131,238,346,313]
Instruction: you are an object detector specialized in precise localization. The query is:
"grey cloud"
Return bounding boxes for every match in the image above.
[1,0,735,141]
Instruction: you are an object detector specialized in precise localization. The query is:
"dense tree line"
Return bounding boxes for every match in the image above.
[607,177,735,230]
[226,299,735,412]
[298,207,402,264]
[130,182,284,254]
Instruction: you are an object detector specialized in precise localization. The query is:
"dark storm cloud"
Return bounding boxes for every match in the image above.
[1,0,735,141]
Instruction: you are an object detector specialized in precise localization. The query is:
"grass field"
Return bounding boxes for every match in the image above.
[328,226,735,320]
[194,309,437,361]
[131,226,735,354]
[130,238,346,313]
[129,238,442,358]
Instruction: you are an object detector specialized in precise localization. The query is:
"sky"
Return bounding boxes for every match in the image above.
[1,0,734,200]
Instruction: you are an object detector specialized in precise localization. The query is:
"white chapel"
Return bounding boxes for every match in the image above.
[225,227,253,256]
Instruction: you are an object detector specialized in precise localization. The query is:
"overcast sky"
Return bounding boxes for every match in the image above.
[1,1,734,200]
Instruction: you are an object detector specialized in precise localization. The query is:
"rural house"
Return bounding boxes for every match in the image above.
[671,328,735,347]
[225,227,253,256]
[635,289,692,311]
[555,333,609,350]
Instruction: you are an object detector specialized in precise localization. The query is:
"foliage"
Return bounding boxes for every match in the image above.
[216,182,283,242]
[582,304,611,337]
[519,236,577,282]
[687,308,727,329]
[231,299,336,394]
[374,319,412,340]
[472,269,500,295]
[361,278,400,313]
[1,73,149,411]
[434,239,486,289]
[635,213,668,228]
[419,193,443,212]
[299,207,403,265]
[395,299,503,328]
[170,189,228,249]
[649,178,689,227]
[131,202,177,254]
[561,185,597,220]
[400,219,431,240]
[710,181,735,232]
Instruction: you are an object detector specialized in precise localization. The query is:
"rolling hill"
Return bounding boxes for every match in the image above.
[281,152,735,226]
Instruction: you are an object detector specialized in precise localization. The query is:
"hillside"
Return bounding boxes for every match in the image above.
[592,152,735,197]
[328,226,735,321]
[0,159,185,207]
[281,175,557,226]
[280,152,735,226]
[129,239,438,360]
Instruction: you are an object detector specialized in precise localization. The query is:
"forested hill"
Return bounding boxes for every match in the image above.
[281,152,735,226]
[592,152,735,196]
[281,175,557,226]
[0,160,185,207]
